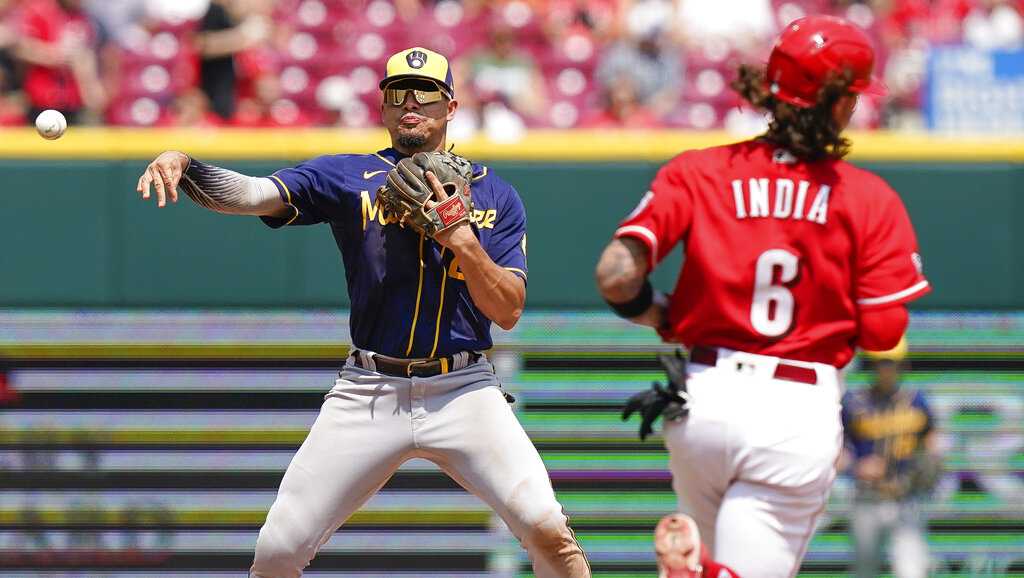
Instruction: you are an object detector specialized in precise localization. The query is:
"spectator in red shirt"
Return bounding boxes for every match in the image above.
[14,0,106,124]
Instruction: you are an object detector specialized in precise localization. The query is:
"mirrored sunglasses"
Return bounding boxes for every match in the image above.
[384,86,445,106]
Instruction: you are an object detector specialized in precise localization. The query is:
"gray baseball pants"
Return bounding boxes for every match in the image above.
[250,353,590,578]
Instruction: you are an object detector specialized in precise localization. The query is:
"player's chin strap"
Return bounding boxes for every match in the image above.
[621,349,691,441]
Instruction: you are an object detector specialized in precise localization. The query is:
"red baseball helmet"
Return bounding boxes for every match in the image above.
[766,15,886,108]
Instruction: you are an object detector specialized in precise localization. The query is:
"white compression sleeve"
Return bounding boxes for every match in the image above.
[179,157,285,216]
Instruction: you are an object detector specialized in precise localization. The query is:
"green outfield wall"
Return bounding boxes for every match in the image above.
[1,129,1021,308]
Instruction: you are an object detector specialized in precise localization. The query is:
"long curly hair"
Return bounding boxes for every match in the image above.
[731,64,854,161]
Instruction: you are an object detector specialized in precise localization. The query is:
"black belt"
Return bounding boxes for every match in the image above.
[689,346,819,385]
[352,350,481,378]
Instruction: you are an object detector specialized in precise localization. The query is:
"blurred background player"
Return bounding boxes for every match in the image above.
[595,15,931,578]
[842,337,943,578]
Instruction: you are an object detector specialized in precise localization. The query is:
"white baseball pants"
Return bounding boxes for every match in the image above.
[851,498,930,578]
[250,354,590,578]
[663,348,844,578]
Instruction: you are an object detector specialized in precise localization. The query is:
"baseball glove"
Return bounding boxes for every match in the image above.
[622,350,691,441]
[907,451,943,495]
[377,151,475,237]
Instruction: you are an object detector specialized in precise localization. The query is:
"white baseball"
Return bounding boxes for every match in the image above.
[35,109,67,140]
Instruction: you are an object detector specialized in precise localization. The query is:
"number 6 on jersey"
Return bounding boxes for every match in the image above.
[751,249,799,337]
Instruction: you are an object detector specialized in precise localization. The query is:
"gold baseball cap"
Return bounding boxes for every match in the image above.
[379,47,454,98]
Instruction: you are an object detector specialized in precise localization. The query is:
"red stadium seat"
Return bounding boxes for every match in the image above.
[290,0,334,31]
[82,0,920,129]
[545,31,599,67]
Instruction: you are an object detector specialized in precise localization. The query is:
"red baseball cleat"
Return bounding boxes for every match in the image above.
[654,513,703,578]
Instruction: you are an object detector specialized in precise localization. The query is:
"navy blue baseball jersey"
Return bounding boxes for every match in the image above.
[841,387,934,492]
[260,147,528,358]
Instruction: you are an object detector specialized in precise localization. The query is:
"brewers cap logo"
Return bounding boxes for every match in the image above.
[407,50,427,69]
[380,47,454,96]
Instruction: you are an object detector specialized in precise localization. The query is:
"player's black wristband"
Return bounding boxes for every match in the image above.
[606,279,654,319]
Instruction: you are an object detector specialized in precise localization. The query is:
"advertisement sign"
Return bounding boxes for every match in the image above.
[926,46,1024,133]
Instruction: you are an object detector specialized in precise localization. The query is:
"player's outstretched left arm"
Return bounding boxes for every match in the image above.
[136,151,292,219]
[595,238,667,329]
[428,174,525,331]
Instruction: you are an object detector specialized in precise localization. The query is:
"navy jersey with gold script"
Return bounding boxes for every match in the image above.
[841,388,934,486]
[260,147,528,358]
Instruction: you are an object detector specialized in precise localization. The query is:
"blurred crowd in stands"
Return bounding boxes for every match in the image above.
[0,0,1021,133]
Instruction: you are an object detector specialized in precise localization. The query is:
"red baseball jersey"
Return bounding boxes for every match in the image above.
[615,140,930,368]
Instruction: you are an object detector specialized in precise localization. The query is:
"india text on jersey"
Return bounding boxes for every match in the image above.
[731,178,831,225]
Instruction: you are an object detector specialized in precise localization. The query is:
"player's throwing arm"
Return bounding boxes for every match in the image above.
[137,150,290,218]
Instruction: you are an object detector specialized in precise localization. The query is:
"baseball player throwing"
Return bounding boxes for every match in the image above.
[595,16,930,578]
[135,47,590,578]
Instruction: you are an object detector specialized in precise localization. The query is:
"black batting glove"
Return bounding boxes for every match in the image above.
[622,380,690,441]
[622,349,692,441]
